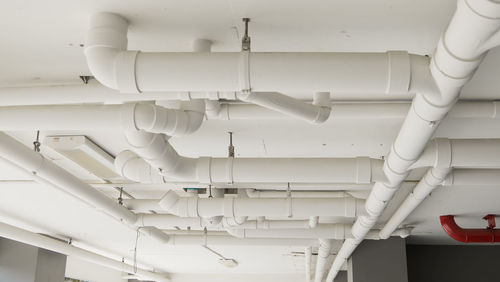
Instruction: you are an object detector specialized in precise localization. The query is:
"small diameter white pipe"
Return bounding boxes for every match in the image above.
[117,145,385,184]
[314,239,333,282]
[0,81,237,106]
[379,167,452,239]
[305,246,312,282]
[0,221,169,282]
[224,223,410,240]
[246,189,347,198]
[236,91,331,124]
[166,234,318,246]
[224,224,344,239]
[0,132,137,224]
[0,133,171,245]
[159,191,365,218]
[326,1,500,280]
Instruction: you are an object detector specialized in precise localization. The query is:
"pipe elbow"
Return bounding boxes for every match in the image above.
[225,227,245,238]
[311,106,331,124]
[159,190,181,215]
[85,13,140,93]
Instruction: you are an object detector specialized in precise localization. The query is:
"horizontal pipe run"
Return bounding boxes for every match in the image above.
[0,101,498,130]
[412,139,500,169]
[158,191,365,218]
[85,13,425,94]
[165,234,318,246]
[117,146,385,184]
[0,81,239,106]
[246,189,348,198]
[0,221,169,282]
[0,102,205,137]
[212,101,500,120]
[223,224,401,240]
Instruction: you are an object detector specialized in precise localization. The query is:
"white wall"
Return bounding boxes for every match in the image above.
[0,237,39,282]
[65,256,127,282]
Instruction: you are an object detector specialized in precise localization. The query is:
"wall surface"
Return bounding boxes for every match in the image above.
[348,237,408,282]
[407,245,500,282]
[65,256,127,282]
[0,237,39,282]
[0,237,66,282]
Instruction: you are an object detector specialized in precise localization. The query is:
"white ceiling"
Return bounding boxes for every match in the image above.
[1,0,500,279]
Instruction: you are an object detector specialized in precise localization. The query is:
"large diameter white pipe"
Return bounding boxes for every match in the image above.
[159,191,365,217]
[0,132,137,224]
[117,143,385,184]
[0,221,169,282]
[326,1,500,280]
[166,234,317,246]
[85,13,437,95]
[444,169,500,186]
[378,167,452,239]
[0,101,498,132]
[0,102,205,137]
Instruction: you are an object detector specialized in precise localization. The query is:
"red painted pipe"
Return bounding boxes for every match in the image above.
[440,215,500,243]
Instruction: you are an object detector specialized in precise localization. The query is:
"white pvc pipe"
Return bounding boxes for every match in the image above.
[0,81,237,106]
[246,189,347,198]
[0,102,205,137]
[314,239,333,282]
[212,101,500,120]
[236,92,331,124]
[223,218,310,230]
[0,100,498,131]
[305,246,312,282]
[85,13,437,95]
[0,221,170,282]
[166,234,317,246]
[378,167,452,239]
[225,224,345,239]
[0,132,137,224]
[159,191,366,218]
[444,169,500,186]
[326,1,500,280]
[117,146,385,184]
[412,139,500,169]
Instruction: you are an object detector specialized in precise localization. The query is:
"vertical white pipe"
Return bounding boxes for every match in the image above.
[305,246,312,282]
[314,239,333,282]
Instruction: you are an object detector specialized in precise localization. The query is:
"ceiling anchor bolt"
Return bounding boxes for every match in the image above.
[228,132,235,158]
[241,18,251,51]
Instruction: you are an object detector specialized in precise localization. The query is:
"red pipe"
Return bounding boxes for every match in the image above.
[440,215,500,243]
